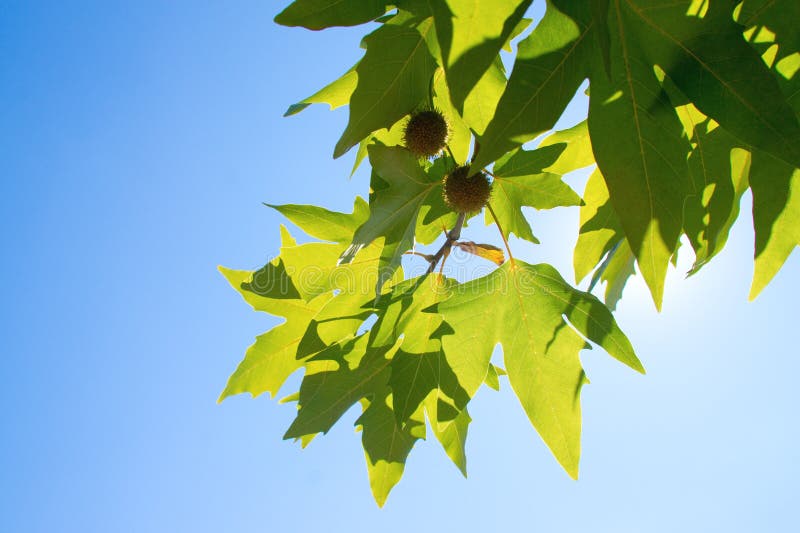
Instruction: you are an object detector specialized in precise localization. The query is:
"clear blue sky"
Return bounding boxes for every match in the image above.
[1,2,798,531]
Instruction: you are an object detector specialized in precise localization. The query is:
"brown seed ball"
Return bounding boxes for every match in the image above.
[443,166,492,213]
[403,110,449,158]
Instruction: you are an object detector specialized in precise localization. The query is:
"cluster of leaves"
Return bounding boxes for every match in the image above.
[221,0,800,505]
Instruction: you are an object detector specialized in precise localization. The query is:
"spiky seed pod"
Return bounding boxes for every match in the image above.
[403,110,449,158]
[443,166,492,213]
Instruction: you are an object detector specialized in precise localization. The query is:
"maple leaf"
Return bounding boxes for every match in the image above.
[488,148,582,243]
[221,0,800,507]
[334,18,437,158]
[435,260,643,477]
[339,145,451,291]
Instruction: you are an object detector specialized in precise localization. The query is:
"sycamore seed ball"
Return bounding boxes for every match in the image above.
[443,166,492,213]
[403,110,449,158]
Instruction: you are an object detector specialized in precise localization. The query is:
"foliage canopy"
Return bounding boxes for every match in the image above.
[221,0,800,506]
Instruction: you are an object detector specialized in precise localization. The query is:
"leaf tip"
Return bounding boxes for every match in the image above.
[748,281,765,301]
[216,386,231,404]
[333,137,352,159]
[283,103,310,117]
[373,496,387,508]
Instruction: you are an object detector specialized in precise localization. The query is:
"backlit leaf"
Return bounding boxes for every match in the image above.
[749,151,800,299]
[359,390,425,507]
[588,2,692,310]
[472,1,593,171]
[222,0,800,507]
[435,260,643,477]
[339,145,447,291]
[623,0,800,169]
[574,169,624,284]
[217,270,333,401]
[284,67,357,116]
[334,20,437,158]
[268,197,369,244]
[432,0,533,111]
[275,0,390,30]
[486,157,582,243]
[284,334,398,438]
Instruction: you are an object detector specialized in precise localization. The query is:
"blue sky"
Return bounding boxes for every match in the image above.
[1,1,798,531]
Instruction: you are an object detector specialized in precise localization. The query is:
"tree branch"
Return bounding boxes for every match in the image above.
[425,212,466,274]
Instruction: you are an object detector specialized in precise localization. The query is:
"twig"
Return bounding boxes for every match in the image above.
[425,212,466,274]
[438,246,452,275]
[404,250,436,262]
[486,202,515,266]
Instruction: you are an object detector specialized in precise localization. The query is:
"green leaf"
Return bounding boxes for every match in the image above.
[588,3,692,311]
[268,197,369,244]
[218,220,379,402]
[223,259,301,306]
[736,0,800,298]
[284,335,398,439]
[436,260,643,477]
[218,226,300,304]
[296,289,378,359]
[472,1,593,171]
[622,0,800,169]
[573,170,636,308]
[484,364,502,391]
[490,120,594,180]
[371,275,469,426]
[589,239,636,311]
[388,350,467,427]
[275,0,390,30]
[486,150,582,244]
[280,238,388,301]
[334,20,437,158]
[339,145,446,291]
[503,17,533,52]
[273,198,394,301]
[749,150,800,299]
[218,268,334,401]
[415,158,460,245]
[432,0,533,110]
[590,0,612,77]
[492,144,566,178]
[222,0,800,505]
[670,102,751,275]
[359,390,425,507]
[461,56,508,137]
[427,400,470,476]
[351,116,407,177]
[574,169,625,284]
[538,120,595,175]
[284,67,357,116]
[738,0,800,116]
[432,68,472,164]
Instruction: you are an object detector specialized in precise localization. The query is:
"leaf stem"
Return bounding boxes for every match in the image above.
[444,143,457,163]
[486,202,515,266]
